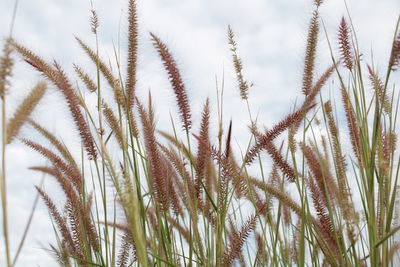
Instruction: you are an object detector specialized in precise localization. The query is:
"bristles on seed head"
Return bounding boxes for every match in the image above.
[339,86,361,161]
[6,81,47,144]
[137,98,169,211]
[221,214,257,266]
[126,0,138,110]
[29,119,79,170]
[0,38,14,97]
[75,37,125,107]
[24,139,83,190]
[302,10,319,95]
[122,1,140,137]
[12,41,97,160]
[35,186,78,255]
[195,98,211,196]
[73,64,97,92]
[52,62,97,160]
[150,32,192,131]
[245,103,315,164]
[90,9,99,34]
[367,65,391,113]
[11,40,55,80]
[265,141,297,182]
[227,25,252,100]
[338,17,353,70]
[314,0,324,7]
[389,31,400,70]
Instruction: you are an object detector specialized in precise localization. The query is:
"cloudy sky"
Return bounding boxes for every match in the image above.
[1,0,399,265]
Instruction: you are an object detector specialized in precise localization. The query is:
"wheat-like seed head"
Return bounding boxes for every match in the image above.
[126,0,138,109]
[75,37,125,107]
[338,17,353,70]
[0,38,14,97]
[389,31,400,70]
[150,32,192,131]
[90,9,99,34]
[367,65,391,113]
[227,25,252,100]
[302,10,319,95]
[6,81,47,144]
[73,64,97,92]
[29,119,78,170]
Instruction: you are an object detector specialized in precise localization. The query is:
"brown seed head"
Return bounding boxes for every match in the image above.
[302,10,319,95]
[150,32,192,131]
[338,17,353,70]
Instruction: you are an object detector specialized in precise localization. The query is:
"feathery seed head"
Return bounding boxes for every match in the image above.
[302,10,319,95]
[367,65,391,113]
[6,81,47,144]
[389,31,400,70]
[338,17,353,70]
[227,25,252,100]
[73,64,97,92]
[90,9,99,34]
[126,0,138,110]
[150,32,192,131]
[314,0,324,7]
[0,38,14,97]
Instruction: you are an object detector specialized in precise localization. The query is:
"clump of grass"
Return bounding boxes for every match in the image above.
[1,0,400,266]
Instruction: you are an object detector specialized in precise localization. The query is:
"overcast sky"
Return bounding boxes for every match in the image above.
[1,0,400,265]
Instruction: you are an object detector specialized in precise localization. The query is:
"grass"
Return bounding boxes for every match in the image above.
[1,0,400,266]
